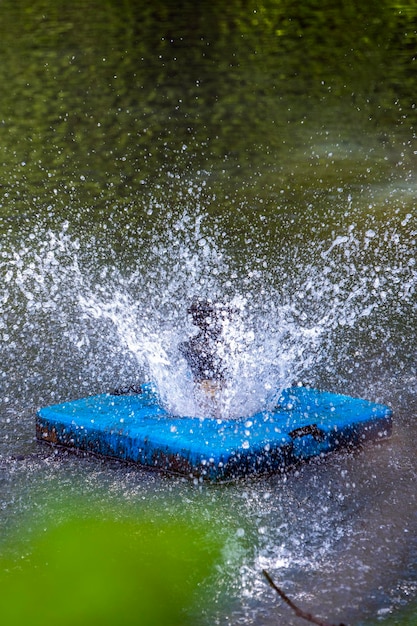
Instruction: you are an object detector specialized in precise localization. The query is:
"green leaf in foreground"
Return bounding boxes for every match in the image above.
[0,515,220,626]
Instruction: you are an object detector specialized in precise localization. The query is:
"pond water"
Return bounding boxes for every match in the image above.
[1,2,417,624]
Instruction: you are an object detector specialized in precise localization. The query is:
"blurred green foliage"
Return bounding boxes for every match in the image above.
[0,510,220,625]
[371,601,417,626]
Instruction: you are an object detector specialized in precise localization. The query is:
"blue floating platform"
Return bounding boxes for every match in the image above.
[36,385,392,481]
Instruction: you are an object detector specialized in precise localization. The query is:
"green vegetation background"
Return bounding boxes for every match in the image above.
[0,0,417,213]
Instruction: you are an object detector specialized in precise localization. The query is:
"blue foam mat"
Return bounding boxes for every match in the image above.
[36,385,392,481]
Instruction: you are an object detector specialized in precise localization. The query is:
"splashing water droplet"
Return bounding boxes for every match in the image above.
[1,186,416,422]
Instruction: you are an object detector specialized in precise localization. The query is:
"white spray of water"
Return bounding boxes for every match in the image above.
[1,196,415,418]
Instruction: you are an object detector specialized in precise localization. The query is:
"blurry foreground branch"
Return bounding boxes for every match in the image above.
[262,570,346,626]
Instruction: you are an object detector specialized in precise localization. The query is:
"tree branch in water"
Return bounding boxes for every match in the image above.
[262,570,346,626]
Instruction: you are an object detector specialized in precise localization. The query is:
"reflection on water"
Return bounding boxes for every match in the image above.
[1,1,417,624]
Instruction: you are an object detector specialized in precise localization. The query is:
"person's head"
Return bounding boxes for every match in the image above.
[187,298,236,334]
[187,298,217,332]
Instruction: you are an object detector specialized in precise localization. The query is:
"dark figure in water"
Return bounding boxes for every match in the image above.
[180,300,235,418]
[180,300,226,387]
[114,299,230,402]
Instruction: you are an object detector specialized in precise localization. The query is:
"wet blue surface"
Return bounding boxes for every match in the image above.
[37,386,392,481]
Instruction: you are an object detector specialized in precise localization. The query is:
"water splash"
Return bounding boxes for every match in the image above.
[1,185,416,421]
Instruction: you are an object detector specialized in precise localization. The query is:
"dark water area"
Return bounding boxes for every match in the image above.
[1,1,417,624]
